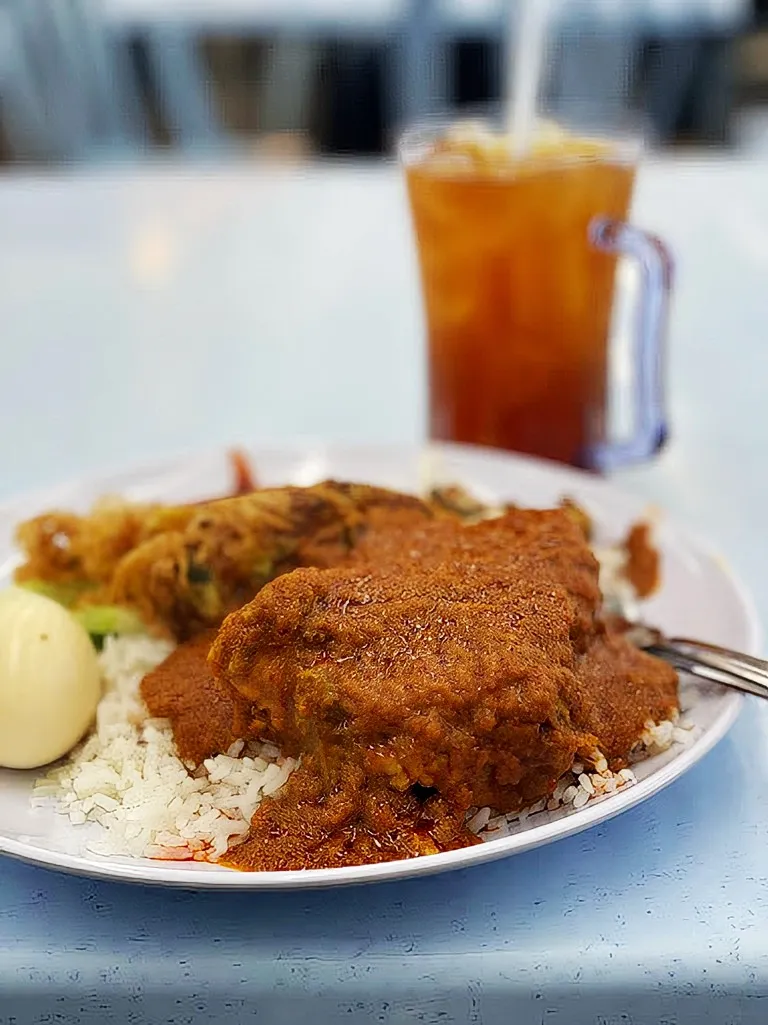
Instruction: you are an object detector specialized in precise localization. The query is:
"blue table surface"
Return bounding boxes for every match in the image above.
[1,159,767,1023]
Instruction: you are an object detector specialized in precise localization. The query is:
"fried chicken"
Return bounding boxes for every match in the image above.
[209,508,677,869]
[14,450,259,594]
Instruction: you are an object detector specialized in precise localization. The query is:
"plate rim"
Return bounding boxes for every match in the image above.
[0,441,760,890]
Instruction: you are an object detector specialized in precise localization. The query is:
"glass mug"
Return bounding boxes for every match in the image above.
[400,117,672,472]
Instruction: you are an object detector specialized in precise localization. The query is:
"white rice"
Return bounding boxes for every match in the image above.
[594,542,641,620]
[31,635,297,862]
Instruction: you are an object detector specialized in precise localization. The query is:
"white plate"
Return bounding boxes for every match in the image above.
[0,443,760,889]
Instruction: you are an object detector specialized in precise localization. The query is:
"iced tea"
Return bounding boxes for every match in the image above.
[404,124,637,468]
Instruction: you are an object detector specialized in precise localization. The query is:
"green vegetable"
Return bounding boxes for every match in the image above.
[19,579,94,608]
[18,582,145,648]
[72,605,146,641]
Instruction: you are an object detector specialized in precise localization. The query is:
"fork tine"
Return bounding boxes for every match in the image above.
[669,640,768,688]
[671,639,768,676]
[646,641,768,701]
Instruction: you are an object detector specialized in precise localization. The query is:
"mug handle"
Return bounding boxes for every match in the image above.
[589,217,674,473]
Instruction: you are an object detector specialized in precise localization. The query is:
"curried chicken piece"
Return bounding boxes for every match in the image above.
[15,481,438,639]
[212,510,599,807]
[209,508,677,868]
[563,629,678,766]
[222,756,479,871]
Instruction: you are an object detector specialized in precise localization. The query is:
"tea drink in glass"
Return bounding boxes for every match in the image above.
[403,122,670,471]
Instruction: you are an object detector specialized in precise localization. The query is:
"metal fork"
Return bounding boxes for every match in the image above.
[626,624,768,701]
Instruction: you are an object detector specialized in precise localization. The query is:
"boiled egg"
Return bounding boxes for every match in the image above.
[0,587,101,769]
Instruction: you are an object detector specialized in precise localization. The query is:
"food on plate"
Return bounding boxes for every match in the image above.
[20,581,147,650]
[20,472,685,872]
[0,587,100,769]
[15,482,436,641]
[140,630,253,767]
[14,476,651,645]
[622,522,660,599]
[207,507,676,869]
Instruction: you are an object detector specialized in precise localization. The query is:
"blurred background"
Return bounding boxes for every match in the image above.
[1,0,768,165]
[2,0,768,504]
